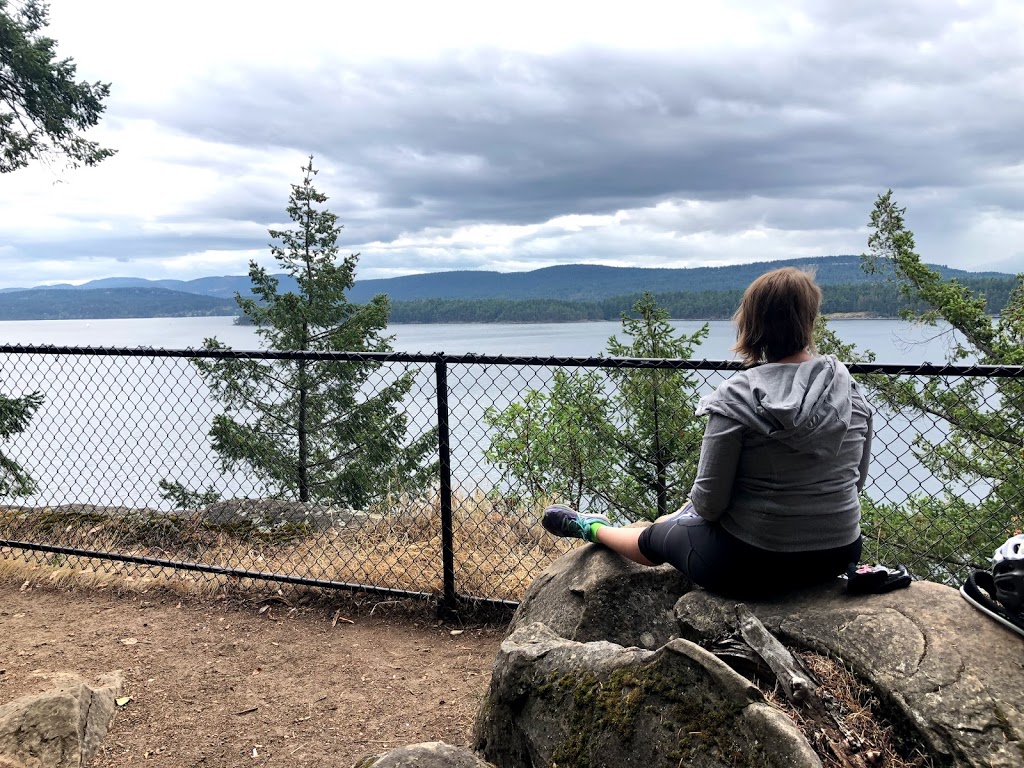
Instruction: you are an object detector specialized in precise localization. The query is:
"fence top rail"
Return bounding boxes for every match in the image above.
[1,343,1022,377]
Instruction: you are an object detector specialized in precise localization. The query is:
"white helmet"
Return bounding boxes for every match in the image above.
[993,533,1024,564]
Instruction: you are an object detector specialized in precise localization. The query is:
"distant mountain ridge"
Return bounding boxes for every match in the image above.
[0,274,261,299]
[0,256,1015,321]
[0,287,238,321]
[2,256,1012,304]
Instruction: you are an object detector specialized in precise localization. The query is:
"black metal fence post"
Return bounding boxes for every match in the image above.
[435,358,457,617]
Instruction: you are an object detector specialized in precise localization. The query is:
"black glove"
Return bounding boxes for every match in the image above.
[846,562,912,595]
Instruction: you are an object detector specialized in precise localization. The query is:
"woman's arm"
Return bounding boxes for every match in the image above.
[689,413,744,521]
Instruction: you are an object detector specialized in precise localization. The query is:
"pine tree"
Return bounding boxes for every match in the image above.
[0,388,42,496]
[190,157,437,508]
[603,293,709,519]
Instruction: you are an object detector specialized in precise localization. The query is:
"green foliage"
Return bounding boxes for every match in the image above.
[860,495,1017,584]
[158,479,221,510]
[824,191,1024,582]
[485,370,617,511]
[192,157,437,508]
[485,293,707,521]
[0,0,114,172]
[814,315,875,366]
[383,277,1016,325]
[603,294,710,519]
[0,387,42,496]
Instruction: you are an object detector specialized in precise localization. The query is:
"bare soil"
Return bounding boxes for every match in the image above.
[0,578,504,768]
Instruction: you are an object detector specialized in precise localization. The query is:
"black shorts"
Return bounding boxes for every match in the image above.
[637,503,862,598]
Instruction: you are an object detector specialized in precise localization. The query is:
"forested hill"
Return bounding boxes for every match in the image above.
[347,255,1008,302]
[385,276,1017,324]
[0,255,1015,321]
[0,287,237,321]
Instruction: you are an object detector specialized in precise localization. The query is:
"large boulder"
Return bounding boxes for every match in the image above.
[0,672,123,768]
[475,622,820,768]
[478,544,1024,767]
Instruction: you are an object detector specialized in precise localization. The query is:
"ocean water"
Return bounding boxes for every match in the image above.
[0,315,965,362]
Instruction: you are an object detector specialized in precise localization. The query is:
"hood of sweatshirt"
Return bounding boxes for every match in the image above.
[696,355,857,457]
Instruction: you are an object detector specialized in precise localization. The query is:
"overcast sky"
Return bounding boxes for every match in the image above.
[1,0,1022,288]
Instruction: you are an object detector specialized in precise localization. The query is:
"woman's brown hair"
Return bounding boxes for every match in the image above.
[732,267,822,366]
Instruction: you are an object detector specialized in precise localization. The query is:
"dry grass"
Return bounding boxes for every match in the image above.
[764,651,934,768]
[0,490,577,604]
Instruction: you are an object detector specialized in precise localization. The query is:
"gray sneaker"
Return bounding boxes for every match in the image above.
[542,504,610,543]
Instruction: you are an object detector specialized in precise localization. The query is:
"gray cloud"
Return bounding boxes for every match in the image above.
[10,234,264,261]
[150,20,1020,239]
[5,0,1022,286]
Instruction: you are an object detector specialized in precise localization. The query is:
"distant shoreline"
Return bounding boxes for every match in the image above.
[821,312,879,320]
[0,311,897,325]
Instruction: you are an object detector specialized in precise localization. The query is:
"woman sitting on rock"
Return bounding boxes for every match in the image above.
[543,267,873,598]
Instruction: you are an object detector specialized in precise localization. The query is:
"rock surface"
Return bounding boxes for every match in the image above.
[201,499,373,532]
[475,622,821,768]
[509,543,691,651]
[353,741,498,767]
[0,672,123,768]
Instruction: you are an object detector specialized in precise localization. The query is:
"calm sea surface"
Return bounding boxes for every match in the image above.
[0,316,969,509]
[0,315,964,362]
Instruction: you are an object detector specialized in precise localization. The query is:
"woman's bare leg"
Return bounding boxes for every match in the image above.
[593,525,659,566]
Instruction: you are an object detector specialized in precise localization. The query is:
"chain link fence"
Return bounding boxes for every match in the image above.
[1,345,1021,611]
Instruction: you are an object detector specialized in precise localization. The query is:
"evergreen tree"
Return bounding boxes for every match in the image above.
[485,293,707,521]
[0,1,114,172]
[603,293,709,519]
[189,157,437,508]
[0,387,41,496]
[818,191,1024,583]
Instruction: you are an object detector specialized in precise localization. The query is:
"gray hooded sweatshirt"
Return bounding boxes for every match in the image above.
[690,355,872,552]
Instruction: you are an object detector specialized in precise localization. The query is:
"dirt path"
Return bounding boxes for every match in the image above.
[0,579,504,767]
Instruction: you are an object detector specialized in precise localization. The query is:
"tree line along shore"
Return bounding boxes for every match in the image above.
[0,275,1013,323]
[183,275,1013,326]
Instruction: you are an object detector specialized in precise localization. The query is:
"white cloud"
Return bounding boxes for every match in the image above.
[154,249,271,275]
[346,196,871,278]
